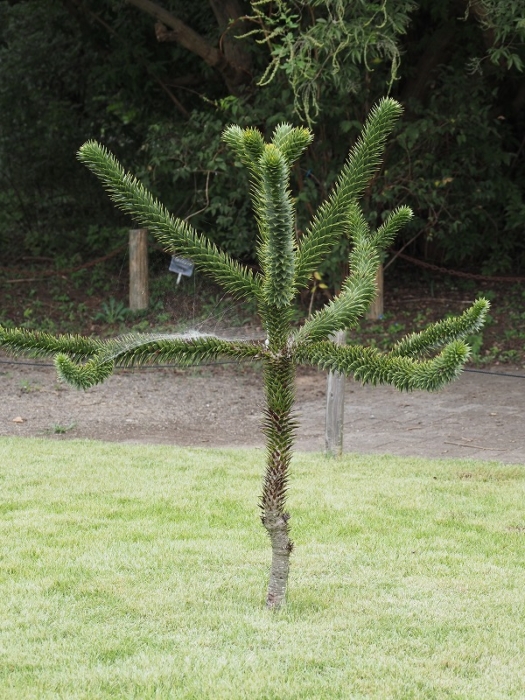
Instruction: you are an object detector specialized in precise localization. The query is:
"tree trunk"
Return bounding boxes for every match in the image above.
[126,0,251,93]
[260,355,296,609]
[208,0,252,80]
[264,509,292,607]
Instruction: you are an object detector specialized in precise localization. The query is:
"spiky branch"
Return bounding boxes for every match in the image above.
[77,142,260,301]
[294,98,403,289]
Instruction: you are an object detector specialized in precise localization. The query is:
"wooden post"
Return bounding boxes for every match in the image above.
[366,263,384,320]
[325,330,346,457]
[129,229,149,311]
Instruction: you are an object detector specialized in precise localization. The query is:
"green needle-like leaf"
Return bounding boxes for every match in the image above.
[78,142,260,301]
[96,332,262,367]
[295,238,379,342]
[391,299,490,358]
[55,354,115,390]
[296,339,471,391]
[294,98,403,289]
[259,145,295,307]
[271,124,313,165]
[372,206,413,249]
[0,327,102,360]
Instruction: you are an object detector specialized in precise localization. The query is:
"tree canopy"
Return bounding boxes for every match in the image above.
[1,0,524,275]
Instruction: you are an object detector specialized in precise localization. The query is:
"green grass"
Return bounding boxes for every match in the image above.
[1,437,525,699]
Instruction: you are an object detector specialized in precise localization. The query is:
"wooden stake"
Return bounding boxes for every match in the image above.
[129,229,149,310]
[366,263,384,320]
[325,330,346,457]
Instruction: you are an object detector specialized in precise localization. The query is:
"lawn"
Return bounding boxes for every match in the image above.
[1,437,524,699]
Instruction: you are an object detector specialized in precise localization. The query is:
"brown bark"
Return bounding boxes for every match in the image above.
[208,0,252,78]
[263,510,293,609]
[261,442,294,609]
[126,0,251,93]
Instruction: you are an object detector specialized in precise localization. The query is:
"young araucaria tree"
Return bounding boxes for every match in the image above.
[0,99,488,608]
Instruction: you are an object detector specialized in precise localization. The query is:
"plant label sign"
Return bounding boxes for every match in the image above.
[169,256,194,284]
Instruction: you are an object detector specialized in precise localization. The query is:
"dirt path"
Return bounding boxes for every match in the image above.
[1,355,524,464]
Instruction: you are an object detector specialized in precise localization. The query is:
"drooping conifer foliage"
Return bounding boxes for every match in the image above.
[0,99,489,608]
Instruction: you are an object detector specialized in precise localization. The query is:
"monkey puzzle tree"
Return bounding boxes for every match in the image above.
[0,98,488,608]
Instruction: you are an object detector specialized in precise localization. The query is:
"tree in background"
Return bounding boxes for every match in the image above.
[0,99,488,607]
[246,0,525,275]
[0,0,523,274]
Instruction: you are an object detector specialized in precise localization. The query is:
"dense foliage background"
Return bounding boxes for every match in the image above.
[1,0,524,280]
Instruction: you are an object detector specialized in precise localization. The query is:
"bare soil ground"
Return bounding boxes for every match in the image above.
[2,356,524,465]
[2,261,525,464]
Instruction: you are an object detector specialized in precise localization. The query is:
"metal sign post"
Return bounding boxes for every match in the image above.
[169,256,194,284]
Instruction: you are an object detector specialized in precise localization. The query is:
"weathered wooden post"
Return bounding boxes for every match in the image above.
[325,330,346,457]
[325,262,382,454]
[366,263,384,320]
[129,228,149,310]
